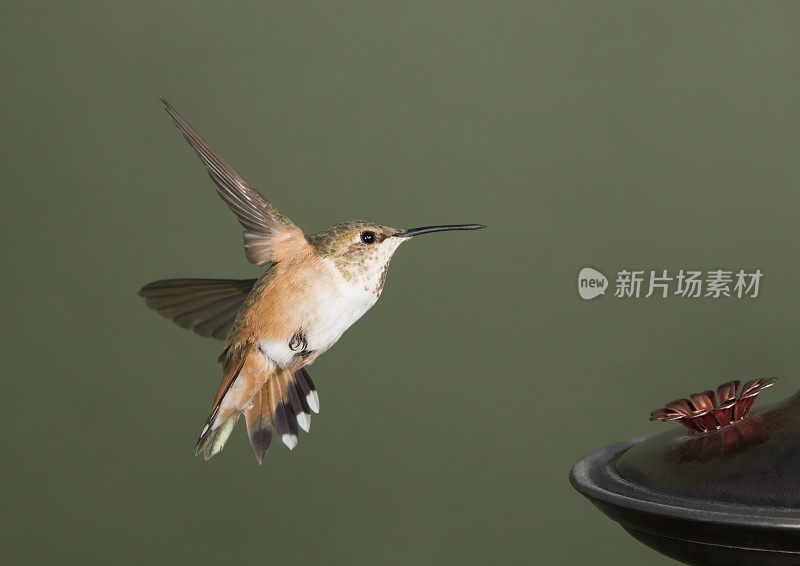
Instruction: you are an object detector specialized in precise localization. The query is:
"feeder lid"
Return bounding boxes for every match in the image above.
[616,378,800,507]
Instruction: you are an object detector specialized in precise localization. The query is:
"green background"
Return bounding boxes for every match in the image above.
[4,2,800,565]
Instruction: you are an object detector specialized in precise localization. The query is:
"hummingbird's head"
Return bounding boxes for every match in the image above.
[308,220,485,295]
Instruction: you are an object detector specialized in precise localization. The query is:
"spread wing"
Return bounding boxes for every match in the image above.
[160,98,306,265]
[138,278,256,340]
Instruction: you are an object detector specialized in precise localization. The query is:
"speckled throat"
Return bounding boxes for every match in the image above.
[332,236,404,296]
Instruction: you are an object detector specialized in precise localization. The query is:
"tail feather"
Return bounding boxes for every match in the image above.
[197,363,319,463]
[287,380,311,432]
[291,379,312,415]
[244,384,273,464]
[193,345,249,457]
[294,367,320,414]
[195,413,239,460]
[270,370,299,450]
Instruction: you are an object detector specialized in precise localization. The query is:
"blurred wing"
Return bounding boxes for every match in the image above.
[138,278,256,340]
[160,98,306,265]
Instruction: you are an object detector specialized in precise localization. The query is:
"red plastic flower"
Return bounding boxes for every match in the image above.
[650,377,777,433]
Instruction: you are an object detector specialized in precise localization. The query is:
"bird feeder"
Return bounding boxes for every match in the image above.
[570,378,800,565]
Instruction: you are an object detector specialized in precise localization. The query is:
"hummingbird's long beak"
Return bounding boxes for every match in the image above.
[394,224,486,238]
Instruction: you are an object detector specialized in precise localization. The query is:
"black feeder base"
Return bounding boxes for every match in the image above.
[571,437,800,565]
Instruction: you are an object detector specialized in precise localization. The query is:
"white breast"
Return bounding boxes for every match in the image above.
[254,265,377,369]
[305,259,380,354]
[258,237,403,369]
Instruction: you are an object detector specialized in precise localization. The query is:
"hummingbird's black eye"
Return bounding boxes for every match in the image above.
[360,230,376,245]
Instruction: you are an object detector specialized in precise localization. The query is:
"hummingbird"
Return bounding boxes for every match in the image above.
[139,99,485,464]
